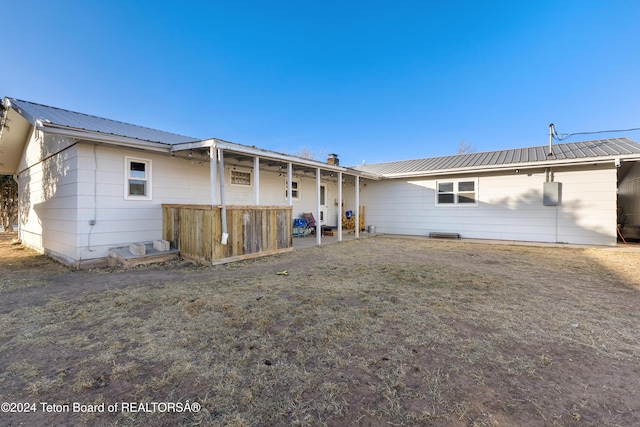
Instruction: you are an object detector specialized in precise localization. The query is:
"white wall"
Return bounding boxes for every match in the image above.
[17,132,80,264]
[360,165,617,246]
[75,144,212,261]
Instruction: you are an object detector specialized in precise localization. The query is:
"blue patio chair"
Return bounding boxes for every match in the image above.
[293,218,307,237]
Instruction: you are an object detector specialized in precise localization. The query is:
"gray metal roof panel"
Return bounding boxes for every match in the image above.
[354,138,640,176]
[8,98,200,145]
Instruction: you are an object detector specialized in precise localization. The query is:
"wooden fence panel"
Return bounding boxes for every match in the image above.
[163,204,292,265]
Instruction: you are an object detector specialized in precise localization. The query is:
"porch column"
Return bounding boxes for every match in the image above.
[355,175,360,238]
[209,146,219,204]
[253,156,260,205]
[337,172,343,241]
[287,163,293,206]
[316,167,322,245]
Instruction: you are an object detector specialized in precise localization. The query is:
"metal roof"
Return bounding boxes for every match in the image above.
[353,138,640,176]
[7,98,199,145]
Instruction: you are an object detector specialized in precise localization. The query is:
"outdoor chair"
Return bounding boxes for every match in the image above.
[302,212,317,235]
[293,218,307,237]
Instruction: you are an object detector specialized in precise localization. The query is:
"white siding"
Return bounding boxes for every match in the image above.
[361,165,617,246]
[75,144,213,261]
[18,132,80,264]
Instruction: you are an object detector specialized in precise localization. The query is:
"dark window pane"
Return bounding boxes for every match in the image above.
[438,182,454,192]
[131,162,145,171]
[458,193,476,203]
[458,181,475,192]
[129,180,146,196]
[286,181,299,198]
[130,162,146,179]
[438,194,454,204]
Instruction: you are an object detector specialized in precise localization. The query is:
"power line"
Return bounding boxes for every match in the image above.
[553,127,640,141]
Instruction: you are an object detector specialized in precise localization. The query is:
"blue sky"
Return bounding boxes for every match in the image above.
[2,1,640,166]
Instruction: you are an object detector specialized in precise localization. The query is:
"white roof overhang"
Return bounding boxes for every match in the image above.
[0,108,32,174]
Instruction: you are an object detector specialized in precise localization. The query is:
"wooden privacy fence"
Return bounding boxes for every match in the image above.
[162,204,293,265]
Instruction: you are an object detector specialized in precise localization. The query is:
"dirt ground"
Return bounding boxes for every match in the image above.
[1,232,640,426]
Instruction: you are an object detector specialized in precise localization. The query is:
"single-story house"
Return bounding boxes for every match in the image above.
[354,140,640,246]
[2,97,640,267]
[0,98,381,267]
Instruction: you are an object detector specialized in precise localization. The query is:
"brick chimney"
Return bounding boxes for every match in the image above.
[327,153,339,166]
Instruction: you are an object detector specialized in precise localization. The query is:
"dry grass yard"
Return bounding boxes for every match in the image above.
[1,232,640,426]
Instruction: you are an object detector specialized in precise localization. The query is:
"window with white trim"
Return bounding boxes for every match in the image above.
[125,157,152,200]
[285,179,300,200]
[436,179,477,205]
[231,170,252,186]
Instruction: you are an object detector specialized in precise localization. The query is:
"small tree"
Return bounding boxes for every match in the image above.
[293,147,318,160]
[0,175,18,232]
[456,140,476,154]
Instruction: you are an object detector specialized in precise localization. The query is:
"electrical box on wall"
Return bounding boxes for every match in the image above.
[543,182,562,206]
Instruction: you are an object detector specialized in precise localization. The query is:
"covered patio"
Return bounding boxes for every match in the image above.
[163,138,380,264]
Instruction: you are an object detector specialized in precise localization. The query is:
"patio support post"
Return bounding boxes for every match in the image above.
[287,163,293,206]
[316,167,322,245]
[209,146,219,204]
[253,156,260,205]
[355,175,360,238]
[337,172,343,241]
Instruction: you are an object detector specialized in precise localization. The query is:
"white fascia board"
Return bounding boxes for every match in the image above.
[39,124,172,153]
[619,154,640,163]
[171,138,381,179]
[171,138,216,151]
[380,155,640,179]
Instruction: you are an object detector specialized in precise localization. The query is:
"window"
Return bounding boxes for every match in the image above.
[125,157,151,200]
[436,179,477,205]
[285,180,300,200]
[231,170,252,186]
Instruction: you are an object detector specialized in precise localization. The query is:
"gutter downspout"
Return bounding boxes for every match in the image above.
[218,148,228,245]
